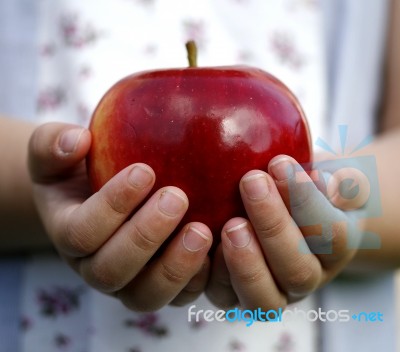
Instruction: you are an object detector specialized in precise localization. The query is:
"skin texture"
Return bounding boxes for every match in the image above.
[0,117,48,251]
[88,67,311,243]
[1,0,400,312]
[27,123,213,311]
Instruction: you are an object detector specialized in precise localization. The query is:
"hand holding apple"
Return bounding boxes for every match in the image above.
[28,122,213,312]
[206,154,361,311]
[27,41,363,314]
[87,41,312,245]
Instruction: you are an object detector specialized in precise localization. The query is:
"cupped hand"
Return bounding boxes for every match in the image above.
[206,155,363,310]
[28,123,212,311]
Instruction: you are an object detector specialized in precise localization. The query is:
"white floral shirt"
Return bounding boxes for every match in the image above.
[27,1,324,351]
[36,0,326,142]
[0,0,393,351]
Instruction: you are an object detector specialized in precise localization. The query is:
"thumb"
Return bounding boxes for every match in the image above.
[268,155,351,254]
[28,122,91,184]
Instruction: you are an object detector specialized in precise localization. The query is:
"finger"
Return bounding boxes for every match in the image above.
[78,186,190,293]
[239,170,322,297]
[323,166,372,212]
[52,163,156,257]
[169,257,211,307]
[117,223,212,312]
[205,244,238,309]
[221,217,287,310]
[28,122,91,183]
[268,155,358,269]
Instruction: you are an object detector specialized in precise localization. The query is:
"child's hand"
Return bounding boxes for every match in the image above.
[206,155,361,310]
[28,123,213,311]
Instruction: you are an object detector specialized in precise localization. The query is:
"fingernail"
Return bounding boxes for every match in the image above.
[128,166,153,189]
[269,158,295,182]
[158,190,187,216]
[183,226,209,252]
[242,173,269,200]
[59,128,84,154]
[226,222,251,248]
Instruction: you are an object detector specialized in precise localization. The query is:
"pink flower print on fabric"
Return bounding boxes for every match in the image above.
[189,316,207,330]
[36,86,67,112]
[78,65,92,80]
[229,339,247,351]
[37,286,85,318]
[54,333,71,349]
[143,43,158,57]
[270,31,305,70]
[20,316,33,332]
[60,12,104,48]
[40,43,57,57]
[237,49,254,64]
[182,19,206,48]
[77,102,91,125]
[124,313,169,338]
[274,331,296,352]
[128,348,142,352]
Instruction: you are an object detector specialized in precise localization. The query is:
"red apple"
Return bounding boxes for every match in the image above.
[87,42,312,244]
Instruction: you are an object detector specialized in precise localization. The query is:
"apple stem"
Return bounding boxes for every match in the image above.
[186,40,198,68]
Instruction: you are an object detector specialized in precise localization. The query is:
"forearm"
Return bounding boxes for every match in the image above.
[349,127,400,269]
[0,116,50,252]
[349,0,400,270]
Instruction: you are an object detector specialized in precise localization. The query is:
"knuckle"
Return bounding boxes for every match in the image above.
[160,262,186,285]
[169,290,201,307]
[258,293,288,313]
[169,298,188,307]
[318,221,352,263]
[83,260,122,293]
[100,187,132,216]
[28,128,50,182]
[210,298,237,310]
[331,221,348,249]
[289,186,313,211]
[63,221,95,256]
[216,276,233,290]
[243,297,286,312]
[119,295,159,313]
[29,123,60,160]
[267,300,287,314]
[129,223,160,253]
[308,218,347,256]
[28,128,41,157]
[285,266,319,295]
[236,266,265,285]
[181,284,203,295]
[256,215,291,240]
[182,272,208,295]
[206,288,238,309]
[205,278,238,310]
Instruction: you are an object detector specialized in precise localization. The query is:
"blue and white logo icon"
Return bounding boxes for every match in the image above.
[289,125,382,254]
